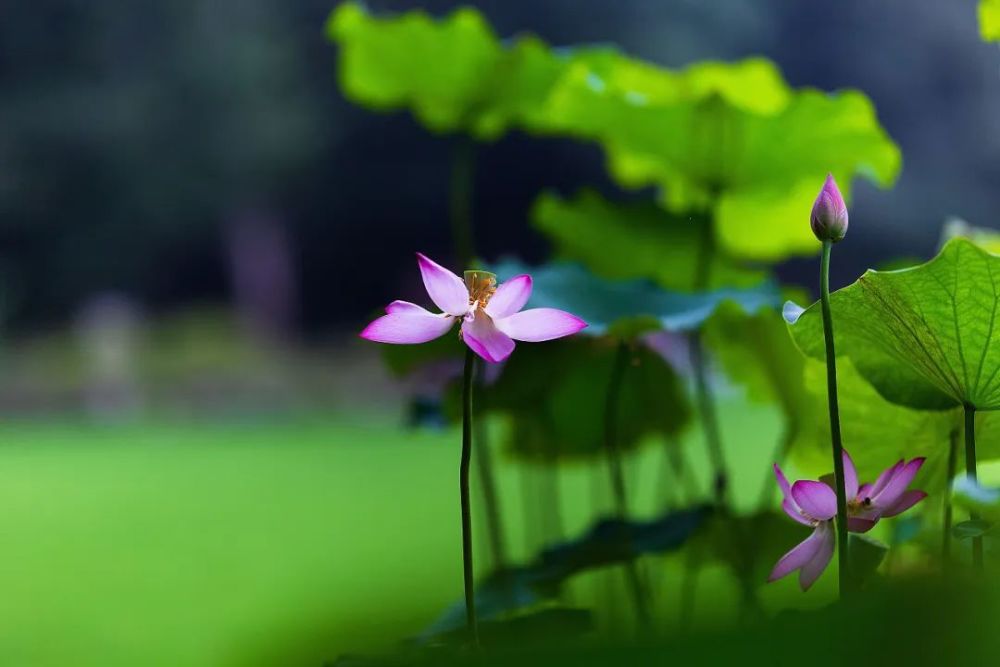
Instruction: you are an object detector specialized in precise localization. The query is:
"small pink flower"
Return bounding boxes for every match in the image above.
[810,173,849,243]
[360,253,588,363]
[769,450,926,590]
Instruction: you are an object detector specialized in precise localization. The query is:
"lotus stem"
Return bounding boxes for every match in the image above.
[820,239,851,595]
[473,366,507,572]
[603,339,651,631]
[460,347,479,645]
[964,405,984,571]
[943,427,959,568]
[449,137,476,267]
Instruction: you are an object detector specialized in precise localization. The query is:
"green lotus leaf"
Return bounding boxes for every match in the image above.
[787,238,1000,411]
[982,0,1000,41]
[791,357,1000,500]
[490,259,781,336]
[952,460,1000,520]
[326,2,612,140]
[485,337,691,462]
[531,190,764,291]
[703,300,808,421]
[940,217,1000,255]
[326,2,503,133]
[542,56,900,262]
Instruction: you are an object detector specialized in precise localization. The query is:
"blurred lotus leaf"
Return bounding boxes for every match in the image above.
[849,534,889,585]
[786,239,1000,412]
[704,299,808,426]
[421,506,709,638]
[327,2,502,133]
[939,217,1000,254]
[326,2,610,140]
[982,0,1000,41]
[541,55,900,262]
[952,460,1000,522]
[531,190,765,291]
[490,259,781,338]
[483,337,691,462]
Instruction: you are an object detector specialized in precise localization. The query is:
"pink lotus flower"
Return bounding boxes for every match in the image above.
[810,173,849,243]
[769,450,926,590]
[360,253,587,363]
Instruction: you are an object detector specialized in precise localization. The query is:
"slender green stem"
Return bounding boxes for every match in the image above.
[964,405,984,571]
[690,333,727,502]
[460,347,479,645]
[820,240,851,595]
[603,339,651,631]
[453,136,508,581]
[943,427,959,568]
[473,365,507,572]
[449,138,476,267]
[690,210,727,503]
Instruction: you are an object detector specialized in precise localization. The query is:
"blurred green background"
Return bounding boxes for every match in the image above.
[1,1,1000,665]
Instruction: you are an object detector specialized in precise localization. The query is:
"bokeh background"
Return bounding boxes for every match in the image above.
[0,2,998,666]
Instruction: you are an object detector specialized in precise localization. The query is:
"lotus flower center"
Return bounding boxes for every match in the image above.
[464,270,497,311]
[847,496,872,514]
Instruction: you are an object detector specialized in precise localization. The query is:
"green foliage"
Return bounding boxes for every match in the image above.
[952,462,1000,521]
[490,259,781,337]
[940,217,1000,254]
[326,2,611,140]
[787,238,1000,411]
[541,56,901,261]
[531,190,764,291]
[791,358,959,485]
[485,338,691,462]
[423,506,709,639]
[704,300,807,420]
[791,357,1000,492]
[982,0,1000,41]
[327,2,502,134]
[849,534,889,585]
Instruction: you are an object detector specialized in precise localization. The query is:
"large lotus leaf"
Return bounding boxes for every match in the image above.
[491,260,781,337]
[790,358,959,491]
[790,355,1000,497]
[485,337,691,462]
[326,2,502,133]
[787,238,1000,411]
[531,190,765,291]
[542,55,900,262]
[470,39,617,140]
[983,0,1000,41]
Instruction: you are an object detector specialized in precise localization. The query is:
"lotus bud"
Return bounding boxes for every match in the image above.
[810,173,849,243]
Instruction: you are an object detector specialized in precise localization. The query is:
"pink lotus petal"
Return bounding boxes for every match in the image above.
[870,460,903,499]
[873,458,925,510]
[880,489,927,518]
[847,517,878,533]
[842,449,859,500]
[494,308,587,342]
[857,483,873,499]
[386,299,430,314]
[798,523,835,591]
[462,312,515,364]
[416,253,470,317]
[485,274,532,319]
[768,524,827,583]
[360,308,455,344]
[774,463,793,500]
[791,480,838,521]
[782,498,813,527]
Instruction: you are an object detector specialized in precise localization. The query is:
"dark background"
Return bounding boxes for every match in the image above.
[2,0,997,335]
